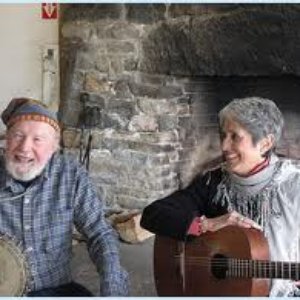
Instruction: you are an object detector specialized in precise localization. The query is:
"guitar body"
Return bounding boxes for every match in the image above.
[154,226,270,296]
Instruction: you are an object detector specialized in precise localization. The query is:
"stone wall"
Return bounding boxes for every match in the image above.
[60,4,300,209]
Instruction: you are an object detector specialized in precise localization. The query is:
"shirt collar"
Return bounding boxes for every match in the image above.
[244,156,270,177]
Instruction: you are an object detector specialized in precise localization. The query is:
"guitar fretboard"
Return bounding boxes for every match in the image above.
[226,258,300,280]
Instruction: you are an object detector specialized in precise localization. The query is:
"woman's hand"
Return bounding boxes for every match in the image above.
[202,211,262,233]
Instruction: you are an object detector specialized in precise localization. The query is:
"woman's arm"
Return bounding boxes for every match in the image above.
[140,170,218,240]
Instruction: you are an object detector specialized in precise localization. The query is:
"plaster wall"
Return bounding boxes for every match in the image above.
[0,4,59,131]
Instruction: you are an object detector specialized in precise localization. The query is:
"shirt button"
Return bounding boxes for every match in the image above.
[27,247,33,252]
[24,225,30,230]
[24,198,30,204]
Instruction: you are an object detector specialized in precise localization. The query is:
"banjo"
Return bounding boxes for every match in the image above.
[0,235,29,296]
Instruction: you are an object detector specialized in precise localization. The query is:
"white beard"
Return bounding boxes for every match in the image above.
[5,159,46,182]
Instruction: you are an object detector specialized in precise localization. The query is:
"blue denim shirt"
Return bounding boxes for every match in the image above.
[0,152,128,295]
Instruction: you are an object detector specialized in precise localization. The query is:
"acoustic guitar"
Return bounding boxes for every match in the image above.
[154,226,299,296]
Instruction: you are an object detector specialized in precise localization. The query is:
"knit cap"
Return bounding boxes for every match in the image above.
[1,98,60,131]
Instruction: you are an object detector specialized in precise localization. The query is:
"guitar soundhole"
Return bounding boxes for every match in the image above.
[211,254,228,279]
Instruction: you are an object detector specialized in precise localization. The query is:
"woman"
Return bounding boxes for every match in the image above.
[141,97,300,297]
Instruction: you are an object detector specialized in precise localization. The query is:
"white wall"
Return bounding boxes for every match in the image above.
[0,4,59,131]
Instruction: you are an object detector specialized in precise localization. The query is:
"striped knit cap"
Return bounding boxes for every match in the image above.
[1,98,60,131]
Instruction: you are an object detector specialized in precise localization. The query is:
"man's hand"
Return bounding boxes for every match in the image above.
[202,211,262,233]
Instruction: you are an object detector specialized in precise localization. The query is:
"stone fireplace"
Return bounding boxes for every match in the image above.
[59,4,300,210]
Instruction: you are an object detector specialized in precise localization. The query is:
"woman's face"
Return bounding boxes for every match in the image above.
[220,118,270,176]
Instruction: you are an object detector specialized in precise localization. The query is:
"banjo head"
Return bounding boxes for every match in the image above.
[0,235,29,296]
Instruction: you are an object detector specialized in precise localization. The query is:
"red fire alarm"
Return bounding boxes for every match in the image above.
[42,3,58,20]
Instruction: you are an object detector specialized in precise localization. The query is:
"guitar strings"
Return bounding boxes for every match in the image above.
[174,255,299,265]
[173,255,300,277]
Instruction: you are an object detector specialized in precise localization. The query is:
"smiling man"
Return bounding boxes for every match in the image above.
[0,98,128,296]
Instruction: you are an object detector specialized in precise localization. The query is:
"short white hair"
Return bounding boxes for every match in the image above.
[219,97,284,149]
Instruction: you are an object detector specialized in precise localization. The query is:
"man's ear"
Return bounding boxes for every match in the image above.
[259,134,275,155]
[52,131,61,152]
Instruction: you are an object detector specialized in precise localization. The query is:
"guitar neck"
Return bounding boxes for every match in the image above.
[228,258,300,280]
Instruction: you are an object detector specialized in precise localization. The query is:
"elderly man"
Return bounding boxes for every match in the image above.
[0,98,128,296]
